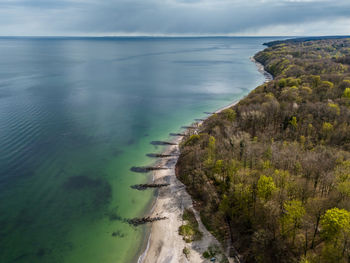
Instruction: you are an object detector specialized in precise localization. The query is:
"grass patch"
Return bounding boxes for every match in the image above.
[178,208,203,242]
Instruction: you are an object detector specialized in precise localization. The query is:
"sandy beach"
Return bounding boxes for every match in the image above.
[138,101,239,263]
[138,136,227,263]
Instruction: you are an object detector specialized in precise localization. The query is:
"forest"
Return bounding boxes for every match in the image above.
[176,38,350,262]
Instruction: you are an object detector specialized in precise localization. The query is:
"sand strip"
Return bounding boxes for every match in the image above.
[139,136,226,263]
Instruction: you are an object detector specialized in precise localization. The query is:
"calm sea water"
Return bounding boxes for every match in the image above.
[0,37,279,263]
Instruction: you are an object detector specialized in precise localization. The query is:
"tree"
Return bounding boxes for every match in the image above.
[290,116,298,129]
[306,197,330,249]
[257,175,277,201]
[321,208,350,261]
[209,136,216,157]
[205,136,216,167]
[184,134,200,146]
[213,159,224,182]
[282,200,305,244]
[343,87,350,99]
[328,103,340,116]
[321,208,350,240]
[222,108,236,122]
[322,122,334,140]
[311,75,321,88]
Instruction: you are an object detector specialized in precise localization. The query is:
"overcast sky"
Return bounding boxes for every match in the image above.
[0,0,349,36]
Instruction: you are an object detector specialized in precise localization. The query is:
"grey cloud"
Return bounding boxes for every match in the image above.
[0,0,349,35]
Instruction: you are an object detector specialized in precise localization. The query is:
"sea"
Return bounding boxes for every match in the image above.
[0,36,281,263]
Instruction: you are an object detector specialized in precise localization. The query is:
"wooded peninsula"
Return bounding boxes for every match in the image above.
[176,38,350,263]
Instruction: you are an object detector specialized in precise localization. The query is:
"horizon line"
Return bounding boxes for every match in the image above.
[0,34,348,39]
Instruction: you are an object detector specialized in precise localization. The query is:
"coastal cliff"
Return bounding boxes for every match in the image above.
[176,38,350,263]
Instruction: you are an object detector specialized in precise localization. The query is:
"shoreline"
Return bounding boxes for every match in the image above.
[250,57,274,82]
[137,55,271,263]
[138,136,226,263]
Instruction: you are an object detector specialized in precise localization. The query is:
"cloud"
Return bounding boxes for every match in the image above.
[0,0,349,36]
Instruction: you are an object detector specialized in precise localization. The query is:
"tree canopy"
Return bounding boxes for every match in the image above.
[176,38,350,262]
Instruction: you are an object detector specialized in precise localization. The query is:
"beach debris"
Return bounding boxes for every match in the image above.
[146,153,178,158]
[150,141,177,146]
[130,183,170,190]
[127,216,168,226]
[130,166,169,173]
[169,133,186,136]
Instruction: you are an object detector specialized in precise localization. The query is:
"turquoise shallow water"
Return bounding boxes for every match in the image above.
[0,37,279,263]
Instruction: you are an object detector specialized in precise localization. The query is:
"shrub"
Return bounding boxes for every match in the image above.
[183,247,190,258]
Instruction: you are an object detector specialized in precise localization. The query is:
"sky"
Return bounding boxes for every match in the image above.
[0,0,349,36]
